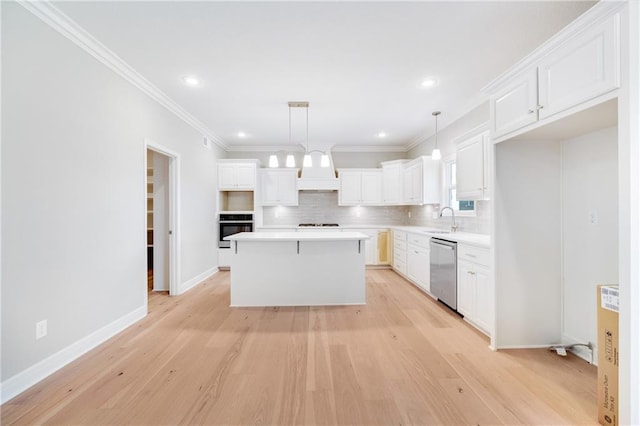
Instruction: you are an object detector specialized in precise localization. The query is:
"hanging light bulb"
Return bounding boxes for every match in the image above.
[320,153,330,168]
[303,154,312,167]
[431,111,442,160]
[268,154,279,168]
[285,154,296,168]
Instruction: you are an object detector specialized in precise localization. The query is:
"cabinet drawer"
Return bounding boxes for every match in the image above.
[407,233,430,249]
[393,230,407,242]
[407,243,429,257]
[393,258,407,275]
[458,244,490,267]
[394,239,407,252]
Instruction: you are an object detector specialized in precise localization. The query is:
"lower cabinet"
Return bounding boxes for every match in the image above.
[407,234,430,293]
[392,230,407,275]
[457,244,492,335]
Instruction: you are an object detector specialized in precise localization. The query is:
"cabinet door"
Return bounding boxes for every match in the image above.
[456,135,485,200]
[261,171,279,204]
[403,163,421,204]
[218,164,237,189]
[361,171,382,205]
[474,266,493,333]
[491,69,538,138]
[360,229,378,265]
[277,171,298,205]
[339,172,362,205]
[457,261,475,319]
[538,14,619,120]
[407,245,429,292]
[382,165,403,204]
[235,165,256,189]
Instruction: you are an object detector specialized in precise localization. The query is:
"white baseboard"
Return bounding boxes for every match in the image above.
[178,267,218,295]
[495,344,555,350]
[0,305,147,404]
[561,333,597,365]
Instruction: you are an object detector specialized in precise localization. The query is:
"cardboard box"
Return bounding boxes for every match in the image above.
[597,285,619,426]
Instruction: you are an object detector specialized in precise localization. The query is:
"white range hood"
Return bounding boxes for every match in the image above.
[298,151,339,190]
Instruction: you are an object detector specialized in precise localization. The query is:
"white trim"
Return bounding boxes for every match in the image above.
[144,139,181,297]
[17,0,226,150]
[330,145,408,153]
[451,122,490,146]
[179,267,219,295]
[0,305,146,404]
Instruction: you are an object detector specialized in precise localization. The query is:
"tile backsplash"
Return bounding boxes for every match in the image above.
[262,191,491,234]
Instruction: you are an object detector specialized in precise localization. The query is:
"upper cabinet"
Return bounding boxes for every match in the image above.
[537,14,619,120]
[489,12,620,140]
[381,160,406,205]
[218,160,258,190]
[403,157,441,205]
[456,131,491,201]
[338,169,382,206]
[260,169,298,206]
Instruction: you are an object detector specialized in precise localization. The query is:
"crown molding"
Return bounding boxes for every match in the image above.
[226,145,306,153]
[331,145,408,153]
[17,0,227,150]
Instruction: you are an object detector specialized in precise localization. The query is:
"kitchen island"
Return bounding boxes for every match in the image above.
[224,231,369,307]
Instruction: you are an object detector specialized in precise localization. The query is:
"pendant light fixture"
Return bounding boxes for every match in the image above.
[431,111,442,160]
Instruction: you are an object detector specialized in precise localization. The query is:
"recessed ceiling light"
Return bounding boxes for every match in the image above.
[237,131,247,138]
[377,132,387,138]
[421,78,439,88]
[181,75,200,86]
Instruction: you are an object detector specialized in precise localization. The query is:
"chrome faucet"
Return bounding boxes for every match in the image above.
[439,207,458,233]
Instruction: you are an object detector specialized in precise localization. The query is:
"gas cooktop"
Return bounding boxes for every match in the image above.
[298,223,340,227]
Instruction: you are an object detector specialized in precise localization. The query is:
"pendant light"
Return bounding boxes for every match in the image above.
[285,154,296,167]
[302,104,312,167]
[268,155,279,168]
[431,111,442,160]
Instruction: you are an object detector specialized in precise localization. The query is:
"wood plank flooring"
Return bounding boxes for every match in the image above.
[2,269,598,425]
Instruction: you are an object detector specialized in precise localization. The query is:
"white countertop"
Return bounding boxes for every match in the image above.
[392,226,491,248]
[252,225,490,247]
[225,231,370,242]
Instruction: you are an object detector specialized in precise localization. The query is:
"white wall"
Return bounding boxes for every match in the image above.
[494,139,562,348]
[1,3,222,398]
[561,126,618,359]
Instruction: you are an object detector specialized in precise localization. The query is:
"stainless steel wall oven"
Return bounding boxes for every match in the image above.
[218,213,253,248]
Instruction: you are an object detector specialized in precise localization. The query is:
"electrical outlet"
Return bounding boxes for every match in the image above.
[408,211,412,218]
[432,211,438,219]
[36,320,47,340]
[589,210,599,225]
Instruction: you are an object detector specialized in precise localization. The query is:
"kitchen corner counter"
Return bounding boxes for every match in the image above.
[391,226,491,248]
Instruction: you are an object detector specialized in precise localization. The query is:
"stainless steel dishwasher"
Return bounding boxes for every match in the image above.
[430,238,457,310]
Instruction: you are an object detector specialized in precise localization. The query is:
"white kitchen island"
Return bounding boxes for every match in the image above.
[224,231,369,307]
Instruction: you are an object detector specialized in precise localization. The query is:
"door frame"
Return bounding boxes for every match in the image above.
[144,138,180,296]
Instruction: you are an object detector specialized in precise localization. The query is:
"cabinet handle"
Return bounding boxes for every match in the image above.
[468,271,476,275]
[528,109,535,114]
[466,254,477,258]
[537,105,544,110]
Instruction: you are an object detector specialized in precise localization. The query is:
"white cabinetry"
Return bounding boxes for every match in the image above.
[392,230,407,275]
[402,157,441,205]
[218,161,258,190]
[260,169,298,206]
[490,13,619,139]
[406,233,431,293]
[456,131,491,200]
[457,244,492,335]
[381,160,406,204]
[338,169,382,206]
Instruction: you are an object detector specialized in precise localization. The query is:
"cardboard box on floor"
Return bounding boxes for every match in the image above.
[597,285,619,426]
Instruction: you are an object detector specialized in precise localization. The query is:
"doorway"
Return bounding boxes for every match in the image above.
[145,139,180,296]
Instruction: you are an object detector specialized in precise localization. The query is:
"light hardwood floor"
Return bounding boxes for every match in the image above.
[2,269,597,425]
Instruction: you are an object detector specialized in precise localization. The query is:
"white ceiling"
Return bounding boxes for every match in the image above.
[53,1,595,152]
